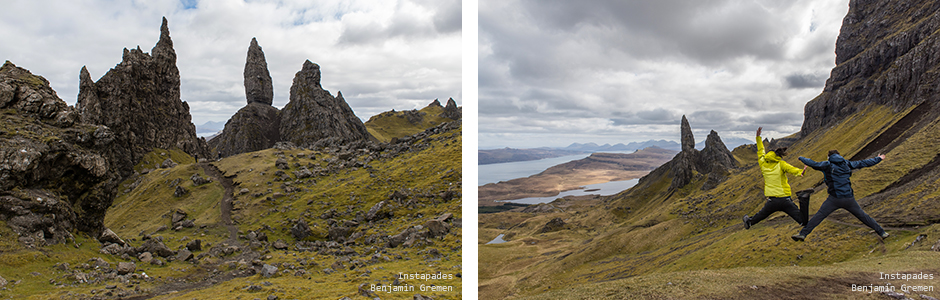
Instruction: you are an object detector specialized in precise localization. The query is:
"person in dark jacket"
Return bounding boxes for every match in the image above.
[791,150,888,241]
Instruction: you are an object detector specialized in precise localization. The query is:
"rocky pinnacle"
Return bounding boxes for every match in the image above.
[680,115,694,152]
[245,37,274,105]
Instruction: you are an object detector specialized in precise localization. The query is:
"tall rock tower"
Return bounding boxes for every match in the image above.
[208,38,281,157]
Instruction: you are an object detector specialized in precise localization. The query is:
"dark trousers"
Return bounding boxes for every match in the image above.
[799,195,886,236]
[750,196,803,225]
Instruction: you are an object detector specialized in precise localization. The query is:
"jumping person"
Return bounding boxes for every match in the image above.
[743,127,807,229]
[791,150,888,241]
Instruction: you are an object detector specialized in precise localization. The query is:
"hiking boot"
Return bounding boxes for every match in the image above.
[880,232,890,239]
[795,188,814,200]
[791,234,805,242]
[743,215,751,230]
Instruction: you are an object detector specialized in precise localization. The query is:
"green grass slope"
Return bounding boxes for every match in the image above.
[479,104,940,299]
[365,103,451,143]
[0,124,462,299]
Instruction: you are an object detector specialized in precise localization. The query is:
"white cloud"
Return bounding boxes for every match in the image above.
[479,0,849,149]
[0,0,461,126]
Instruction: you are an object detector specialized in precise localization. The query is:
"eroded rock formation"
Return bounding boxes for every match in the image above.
[279,60,375,148]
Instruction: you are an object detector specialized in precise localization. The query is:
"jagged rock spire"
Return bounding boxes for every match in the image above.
[152,17,176,65]
[244,37,273,105]
[680,115,694,152]
[442,97,461,120]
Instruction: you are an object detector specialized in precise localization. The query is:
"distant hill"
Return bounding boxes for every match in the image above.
[479,139,681,165]
[478,147,586,165]
[562,140,680,152]
[364,98,461,143]
[695,136,750,150]
[195,120,225,136]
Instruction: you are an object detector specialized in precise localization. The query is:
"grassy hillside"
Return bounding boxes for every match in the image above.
[0,124,462,299]
[479,104,940,299]
[365,104,452,142]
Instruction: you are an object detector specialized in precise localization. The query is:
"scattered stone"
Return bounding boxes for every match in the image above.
[882,291,908,299]
[239,188,250,195]
[414,294,435,300]
[171,209,188,224]
[139,239,174,258]
[186,239,202,251]
[261,264,278,277]
[99,228,126,246]
[150,258,165,266]
[275,158,289,170]
[0,274,6,287]
[267,295,278,300]
[176,249,193,262]
[174,185,188,197]
[291,218,312,240]
[191,174,211,185]
[245,285,262,292]
[160,158,177,169]
[365,201,390,221]
[273,239,289,250]
[138,252,153,263]
[116,262,136,275]
[292,167,313,179]
[328,226,350,242]
[424,219,449,238]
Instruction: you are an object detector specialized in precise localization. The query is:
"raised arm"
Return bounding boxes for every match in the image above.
[756,127,764,156]
[849,154,884,169]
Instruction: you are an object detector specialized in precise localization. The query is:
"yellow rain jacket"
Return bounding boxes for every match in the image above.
[757,136,802,197]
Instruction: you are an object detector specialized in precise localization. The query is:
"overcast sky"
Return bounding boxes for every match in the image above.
[479,0,850,149]
[0,0,461,131]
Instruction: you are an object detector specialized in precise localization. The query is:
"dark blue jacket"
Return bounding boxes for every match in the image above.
[798,154,882,198]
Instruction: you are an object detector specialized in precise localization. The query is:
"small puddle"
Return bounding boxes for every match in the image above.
[486,234,507,244]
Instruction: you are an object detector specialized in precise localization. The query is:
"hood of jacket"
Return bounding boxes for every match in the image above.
[764,151,782,163]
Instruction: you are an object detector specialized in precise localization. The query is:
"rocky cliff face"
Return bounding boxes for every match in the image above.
[209,38,281,157]
[76,17,208,176]
[280,60,375,148]
[0,61,119,241]
[802,1,940,135]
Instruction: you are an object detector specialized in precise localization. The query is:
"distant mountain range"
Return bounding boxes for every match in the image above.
[195,120,225,136]
[481,137,753,165]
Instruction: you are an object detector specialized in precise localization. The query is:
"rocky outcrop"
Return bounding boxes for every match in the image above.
[441,98,461,120]
[208,103,281,157]
[802,1,940,136]
[279,60,375,148]
[0,61,118,239]
[76,17,209,177]
[643,116,738,192]
[244,37,274,106]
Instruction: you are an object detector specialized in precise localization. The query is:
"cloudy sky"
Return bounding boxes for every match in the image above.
[0,0,461,133]
[479,0,850,149]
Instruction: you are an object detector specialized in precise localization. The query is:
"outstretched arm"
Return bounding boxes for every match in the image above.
[849,154,884,169]
[780,160,803,176]
[799,156,828,170]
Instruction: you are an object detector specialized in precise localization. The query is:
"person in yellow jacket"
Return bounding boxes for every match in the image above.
[743,127,808,229]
